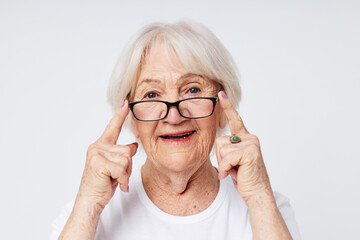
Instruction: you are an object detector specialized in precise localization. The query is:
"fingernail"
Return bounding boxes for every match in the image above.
[221,91,227,99]
[232,178,237,184]
[120,100,125,108]
[126,185,129,192]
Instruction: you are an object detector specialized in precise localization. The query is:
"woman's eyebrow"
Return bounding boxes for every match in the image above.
[178,73,204,81]
[176,73,206,86]
[137,78,162,87]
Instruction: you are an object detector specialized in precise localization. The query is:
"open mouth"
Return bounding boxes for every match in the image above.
[159,130,196,140]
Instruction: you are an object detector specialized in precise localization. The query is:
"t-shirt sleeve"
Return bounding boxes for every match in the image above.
[274,191,302,240]
[49,200,74,240]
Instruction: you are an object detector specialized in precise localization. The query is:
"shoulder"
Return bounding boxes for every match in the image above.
[272,191,302,239]
[223,176,297,217]
[273,191,291,206]
[273,191,297,221]
[222,178,301,239]
[50,199,75,240]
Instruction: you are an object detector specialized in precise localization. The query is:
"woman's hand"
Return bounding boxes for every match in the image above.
[215,91,293,240]
[216,92,272,203]
[77,100,138,210]
[59,100,138,239]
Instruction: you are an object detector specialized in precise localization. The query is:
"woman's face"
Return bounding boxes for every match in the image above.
[131,45,222,173]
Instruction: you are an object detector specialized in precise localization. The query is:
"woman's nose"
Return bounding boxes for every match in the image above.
[164,106,185,124]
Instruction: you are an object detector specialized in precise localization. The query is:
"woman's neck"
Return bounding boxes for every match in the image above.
[141,158,219,216]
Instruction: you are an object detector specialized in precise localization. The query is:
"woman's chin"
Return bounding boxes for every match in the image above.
[157,152,197,172]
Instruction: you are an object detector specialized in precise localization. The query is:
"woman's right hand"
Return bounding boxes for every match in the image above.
[59,100,138,239]
[76,100,138,211]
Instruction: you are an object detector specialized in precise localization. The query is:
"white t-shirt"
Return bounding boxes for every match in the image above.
[51,168,301,240]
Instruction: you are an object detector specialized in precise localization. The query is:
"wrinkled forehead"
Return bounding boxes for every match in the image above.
[136,72,216,90]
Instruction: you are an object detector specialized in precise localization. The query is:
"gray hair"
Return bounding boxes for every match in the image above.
[107,21,241,135]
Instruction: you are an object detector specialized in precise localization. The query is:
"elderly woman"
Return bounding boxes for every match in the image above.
[51,21,300,240]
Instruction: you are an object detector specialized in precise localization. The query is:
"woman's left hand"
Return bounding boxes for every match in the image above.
[216,91,273,203]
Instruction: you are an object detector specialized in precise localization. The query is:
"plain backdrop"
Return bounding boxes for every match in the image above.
[0,0,359,239]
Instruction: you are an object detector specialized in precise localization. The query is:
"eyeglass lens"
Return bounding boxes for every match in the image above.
[132,98,214,121]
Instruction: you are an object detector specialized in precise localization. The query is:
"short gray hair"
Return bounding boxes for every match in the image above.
[107,21,241,135]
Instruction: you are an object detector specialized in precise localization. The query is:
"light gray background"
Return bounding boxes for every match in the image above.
[0,0,359,239]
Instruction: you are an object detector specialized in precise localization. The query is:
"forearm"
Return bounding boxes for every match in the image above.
[58,198,102,240]
[247,191,292,240]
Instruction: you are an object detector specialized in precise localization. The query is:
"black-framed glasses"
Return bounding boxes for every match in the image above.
[128,97,218,121]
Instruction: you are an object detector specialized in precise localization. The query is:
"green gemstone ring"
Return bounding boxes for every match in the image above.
[230,135,241,144]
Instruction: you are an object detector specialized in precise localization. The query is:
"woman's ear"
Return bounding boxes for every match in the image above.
[219,109,227,129]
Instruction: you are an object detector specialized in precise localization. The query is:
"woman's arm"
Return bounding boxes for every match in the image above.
[58,198,102,239]
[58,101,138,239]
[216,91,293,239]
[246,191,292,240]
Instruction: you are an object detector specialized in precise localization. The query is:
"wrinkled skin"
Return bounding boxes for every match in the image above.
[59,44,292,240]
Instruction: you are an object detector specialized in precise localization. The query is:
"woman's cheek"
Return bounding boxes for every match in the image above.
[197,125,217,159]
[137,122,158,156]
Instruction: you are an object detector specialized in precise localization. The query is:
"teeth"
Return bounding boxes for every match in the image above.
[161,131,194,139]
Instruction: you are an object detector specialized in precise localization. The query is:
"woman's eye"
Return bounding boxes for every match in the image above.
[188,87,200,94]
[144,92,157,99]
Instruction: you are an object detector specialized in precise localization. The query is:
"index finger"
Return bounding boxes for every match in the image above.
[98,100,130,144]
[218,91,249,135]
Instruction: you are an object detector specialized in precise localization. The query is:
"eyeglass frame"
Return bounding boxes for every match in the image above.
[128,97,219,122]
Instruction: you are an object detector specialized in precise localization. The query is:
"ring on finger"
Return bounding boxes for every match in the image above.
[229,135,241,144]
